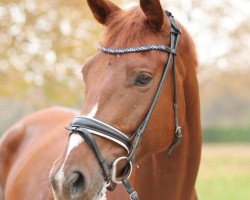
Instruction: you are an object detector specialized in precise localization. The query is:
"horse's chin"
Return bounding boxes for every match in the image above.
[92,182,108,200]
[51,179,108,200]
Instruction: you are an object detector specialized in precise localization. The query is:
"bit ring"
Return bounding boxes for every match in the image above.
[111,157,133,184]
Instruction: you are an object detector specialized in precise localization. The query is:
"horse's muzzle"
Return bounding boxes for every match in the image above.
[50,168,88,200]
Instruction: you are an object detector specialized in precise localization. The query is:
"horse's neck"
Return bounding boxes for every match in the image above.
[133,72,202,200]
[109,125,201,200]
[134,137,200,199]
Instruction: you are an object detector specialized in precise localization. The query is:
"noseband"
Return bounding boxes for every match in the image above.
[66,11,181,200]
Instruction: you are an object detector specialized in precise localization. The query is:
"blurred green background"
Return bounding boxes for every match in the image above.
[0,0,249,199]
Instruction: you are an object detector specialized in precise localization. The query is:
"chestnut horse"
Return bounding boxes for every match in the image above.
[0,0,202,200]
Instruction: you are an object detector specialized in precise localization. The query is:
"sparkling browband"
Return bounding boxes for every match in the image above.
[98,44,176,54]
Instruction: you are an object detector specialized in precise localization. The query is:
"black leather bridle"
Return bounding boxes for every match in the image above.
[66,11,182,200]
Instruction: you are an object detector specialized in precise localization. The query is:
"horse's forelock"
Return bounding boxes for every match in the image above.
[101,7,167,48]
[100,6,198,71]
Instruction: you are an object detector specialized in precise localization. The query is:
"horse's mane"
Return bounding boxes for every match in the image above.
[101,6,198,70]
[178,24,199,71]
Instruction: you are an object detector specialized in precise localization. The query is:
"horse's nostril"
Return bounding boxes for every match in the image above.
[68,171,85,195]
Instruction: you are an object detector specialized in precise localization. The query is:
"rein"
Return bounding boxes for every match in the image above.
[66,11,181,200]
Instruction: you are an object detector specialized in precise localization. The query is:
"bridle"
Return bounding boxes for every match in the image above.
[66,11,182,200]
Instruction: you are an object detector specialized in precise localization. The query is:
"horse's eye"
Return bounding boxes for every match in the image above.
[134,74,152,86]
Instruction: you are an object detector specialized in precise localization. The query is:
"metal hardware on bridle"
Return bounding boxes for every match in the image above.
[65,11,181,200]
[111,157,133,184]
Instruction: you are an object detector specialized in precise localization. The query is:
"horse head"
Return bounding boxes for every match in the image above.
[49,0,198,199]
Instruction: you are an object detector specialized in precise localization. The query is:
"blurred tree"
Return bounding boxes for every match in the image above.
[0,0,104,108]
[0,0,139,108]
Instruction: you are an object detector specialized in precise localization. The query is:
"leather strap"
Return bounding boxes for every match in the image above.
[166,11,183,158]
[127,11,182,162]
[122,178,139,200]
[69,116,131,151]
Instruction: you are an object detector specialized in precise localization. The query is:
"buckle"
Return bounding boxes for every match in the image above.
[175,127,182,138]
[130,191,139,200]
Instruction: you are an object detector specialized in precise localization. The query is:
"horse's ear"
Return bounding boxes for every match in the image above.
[87,0,121,25]
[140,0,164,30]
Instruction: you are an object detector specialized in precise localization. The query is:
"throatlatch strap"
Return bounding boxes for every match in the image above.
[122,178,139,200]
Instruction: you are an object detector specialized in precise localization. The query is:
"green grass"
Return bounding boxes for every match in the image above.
[196,144,250,200]
[203,127,250,143]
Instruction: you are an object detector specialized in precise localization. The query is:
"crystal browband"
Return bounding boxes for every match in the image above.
[98,44,176,54]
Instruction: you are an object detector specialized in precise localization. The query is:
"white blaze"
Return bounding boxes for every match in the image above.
[55,103,100,196]
[86,103,98,118]
[55,134,84,195]
[65,134,84,158]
